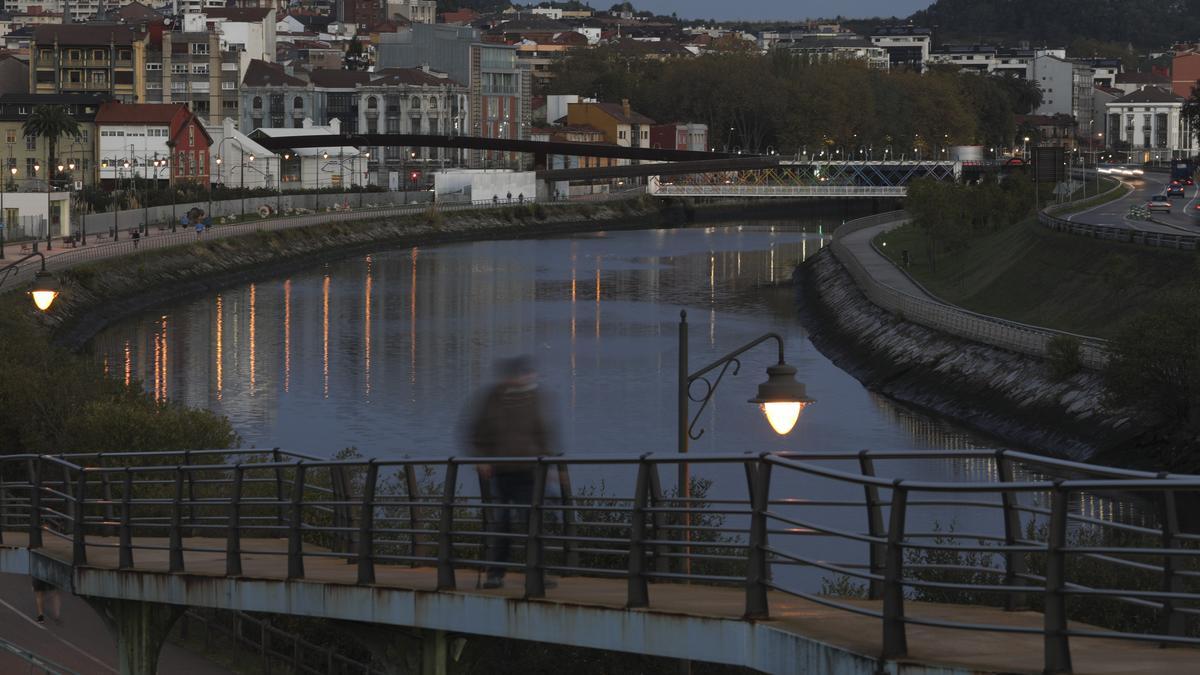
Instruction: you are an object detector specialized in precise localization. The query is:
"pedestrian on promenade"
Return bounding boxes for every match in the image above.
[467,356,559,589]
[31,577,60,624]
[192,208,206,237]
[131,229,140,248]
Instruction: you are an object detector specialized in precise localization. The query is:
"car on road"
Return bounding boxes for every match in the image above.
[1167,184,1186,198]
[1146,195,1172,212]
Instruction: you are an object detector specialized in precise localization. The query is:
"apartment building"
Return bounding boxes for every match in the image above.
[29,24,147,103]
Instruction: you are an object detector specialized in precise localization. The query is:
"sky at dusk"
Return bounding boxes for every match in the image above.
[628,0,932,21]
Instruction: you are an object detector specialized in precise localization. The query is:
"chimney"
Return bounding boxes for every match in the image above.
[621,98,630,118]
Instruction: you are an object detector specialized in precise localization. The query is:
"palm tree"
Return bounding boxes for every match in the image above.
[23,105,80,192]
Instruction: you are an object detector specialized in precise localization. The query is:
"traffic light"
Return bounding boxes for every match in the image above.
[409,170,420,184]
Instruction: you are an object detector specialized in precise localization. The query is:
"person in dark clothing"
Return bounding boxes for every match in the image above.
[468,356,558,588]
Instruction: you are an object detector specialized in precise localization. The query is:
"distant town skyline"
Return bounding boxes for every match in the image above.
[625,0,931,21]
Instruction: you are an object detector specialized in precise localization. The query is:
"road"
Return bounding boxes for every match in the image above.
[0,573,230,675]
[1068,171,1200,234]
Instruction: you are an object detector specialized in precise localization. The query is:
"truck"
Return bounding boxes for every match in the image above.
[949,146,984,164]
[1171,159,1195,184]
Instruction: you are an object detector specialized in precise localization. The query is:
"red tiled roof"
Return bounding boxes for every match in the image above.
[588,101,656,125]
[96,102,185,124]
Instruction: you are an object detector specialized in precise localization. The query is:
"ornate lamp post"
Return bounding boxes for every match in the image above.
[0,251,61,311]
[676,310,814,573]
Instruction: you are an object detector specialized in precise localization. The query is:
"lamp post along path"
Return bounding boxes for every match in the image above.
[677,310,814,575]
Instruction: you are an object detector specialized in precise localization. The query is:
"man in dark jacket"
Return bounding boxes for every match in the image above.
[469,356,557,588]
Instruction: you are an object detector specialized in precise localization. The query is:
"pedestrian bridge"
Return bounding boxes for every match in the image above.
[1,449,1197,674]
[647,161,959,198]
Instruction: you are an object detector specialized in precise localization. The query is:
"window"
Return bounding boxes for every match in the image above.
[4,130,13,143]
[618,130,626,140]
[68,49,81,60]
[221,82,235,90]
[293,96,303,109]
[367,96,377,110]
[411,96,421,109]
[191,43,209,55]
[25,134,36,151]
[147,63,162,71]
[118,49,131,61]
[253,96,263,109]
[172,64,188,74]
[92,49,104,60]
[252,118,263,129]
[26,157,37,177]
[192,64,209,75]
[189,127,194,145]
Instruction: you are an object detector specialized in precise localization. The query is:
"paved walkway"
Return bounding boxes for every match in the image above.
[6,533,1196,675]
[0,571,230,674]
[835,218,939,301]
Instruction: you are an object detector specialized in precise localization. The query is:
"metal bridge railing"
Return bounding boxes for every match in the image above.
[831,210,1110,368]
[2,448,1199,673]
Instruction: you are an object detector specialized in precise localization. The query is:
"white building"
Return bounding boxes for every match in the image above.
[388,0,436,24]
[191,8,277,70]
[776,34,890,71]
[1028,54,1094,128]
[212,117,275,189]
[251,118,368,189]
[869,27,931,72]
[530,7,562,20]
[1105,86,1199,161]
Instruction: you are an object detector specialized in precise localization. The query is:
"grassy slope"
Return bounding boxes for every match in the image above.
[875,218,1198,339]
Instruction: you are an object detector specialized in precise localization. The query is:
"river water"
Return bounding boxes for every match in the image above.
[90,220,1150,588]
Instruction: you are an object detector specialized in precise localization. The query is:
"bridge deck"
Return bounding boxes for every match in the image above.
[4,533,1193,675]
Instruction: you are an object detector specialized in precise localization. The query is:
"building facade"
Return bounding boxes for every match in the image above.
[0,93,107,190]
[1028,54,1094,129]
[650,123,707,151]
[566,100,654,159]
[376,23,530,167]
[96,101,213,187]
[357,66,468,184]
[1105,86,1198,161]
[30,25,147,103]
[869,26,931,73]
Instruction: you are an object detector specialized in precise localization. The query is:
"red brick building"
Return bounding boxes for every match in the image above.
[95,102,213,187]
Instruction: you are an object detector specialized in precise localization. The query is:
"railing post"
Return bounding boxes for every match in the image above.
[72,468,88,565]
[403,464,423,565]
[557,463,579,571]
[0,461,6,545]
[996,451,1029,610]
[169,467,184,573]
[1043,483,1072,674]
[272,448,285,533]
[524,460,549,599]
[119,468,134,569]
[627,455,651,608]
[436,461,458,591]
[227,465,244,577]
[29,458,42,549]
[357,460,378,585]
[744,458,772,619]
[287,462,306,580]
[184,450,198,537]
[881,480,908,660]
[647,464,669,574]
[329,465,352,554]
[858,451,885,600]
[1158,480,1184,641]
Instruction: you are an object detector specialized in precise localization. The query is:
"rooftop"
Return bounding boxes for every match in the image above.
[308,69,371,88]
[204,8,274,22]
[33,24,137,46]
[1111,86,1184,104]
[96,101,186,123]
[369,67,461,87]
[243,59,307,88]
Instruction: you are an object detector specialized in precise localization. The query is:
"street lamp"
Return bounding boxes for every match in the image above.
[0,165,15,259]
[677,310,814,572]
[0,251,61,311]
[1023,136,1031,160]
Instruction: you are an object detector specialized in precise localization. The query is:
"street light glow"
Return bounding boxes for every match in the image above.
[761,402,804,436]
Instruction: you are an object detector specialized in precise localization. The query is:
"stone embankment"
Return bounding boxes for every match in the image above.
[797,248,1146,460]
[50,200,664,349]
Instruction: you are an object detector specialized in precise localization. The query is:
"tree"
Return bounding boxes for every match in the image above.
[343,36,368,71]
[1103,282,1200,438]
[22,105,80,193]
[1184,80,1200,153]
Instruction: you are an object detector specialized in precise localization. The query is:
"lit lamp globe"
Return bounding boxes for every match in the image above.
[28,270,60,312]
[749,364,814,436]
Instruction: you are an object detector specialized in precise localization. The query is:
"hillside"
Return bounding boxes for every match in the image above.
[910,0,1200,49]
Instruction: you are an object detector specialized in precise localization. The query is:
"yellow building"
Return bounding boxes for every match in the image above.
[0,94,107,191]
[30,25,147,104]
[565,99,655,148]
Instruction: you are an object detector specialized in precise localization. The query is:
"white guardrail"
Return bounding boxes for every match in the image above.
[648,180,906,198]
[831,210,1109,369]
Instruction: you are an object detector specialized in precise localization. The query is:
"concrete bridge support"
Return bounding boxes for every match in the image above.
[347,624,468,675]
[86,597,185,675]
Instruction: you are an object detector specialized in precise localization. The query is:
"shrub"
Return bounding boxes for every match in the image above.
[1046,334,1083,380]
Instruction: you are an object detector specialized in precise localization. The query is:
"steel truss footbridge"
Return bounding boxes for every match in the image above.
[648,160,961,198]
